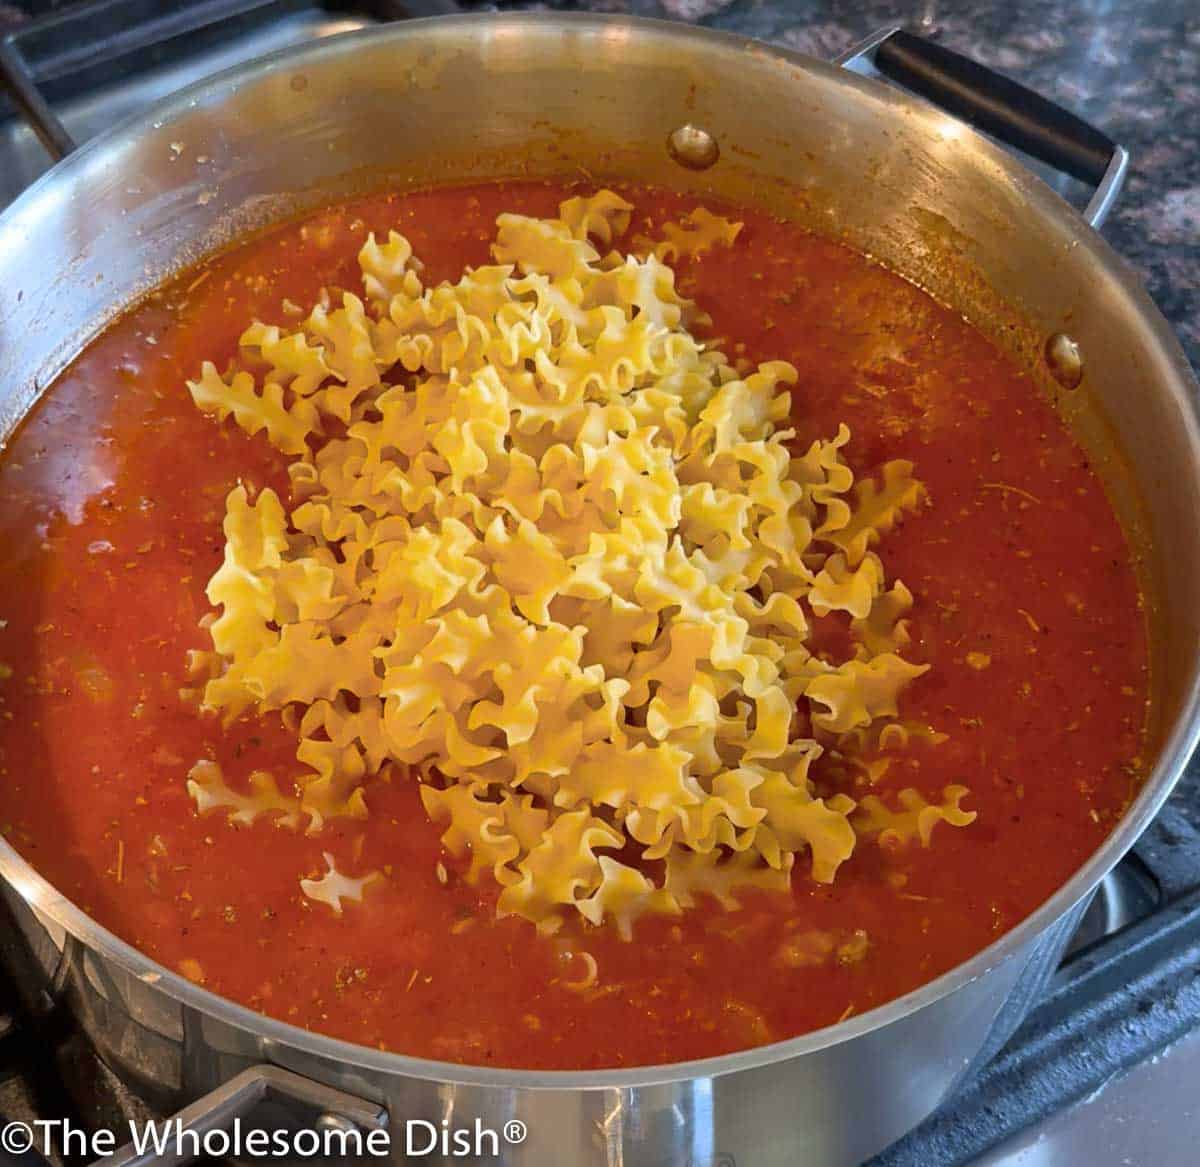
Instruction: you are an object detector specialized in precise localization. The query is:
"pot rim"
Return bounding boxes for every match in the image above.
[0,11,1197,1092]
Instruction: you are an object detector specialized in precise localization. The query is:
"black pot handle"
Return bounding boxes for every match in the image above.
[837,27,1128,228]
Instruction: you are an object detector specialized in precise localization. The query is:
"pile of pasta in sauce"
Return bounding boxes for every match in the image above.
[0,179,1149,1068]
[184,191,974,941]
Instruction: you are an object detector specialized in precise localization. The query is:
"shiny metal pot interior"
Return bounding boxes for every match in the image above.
[0,15,1197,1167]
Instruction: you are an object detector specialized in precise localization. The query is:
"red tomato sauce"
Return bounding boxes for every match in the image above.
[0,181,1147,1069]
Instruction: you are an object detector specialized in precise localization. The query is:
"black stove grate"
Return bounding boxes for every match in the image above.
[0,0,455,114]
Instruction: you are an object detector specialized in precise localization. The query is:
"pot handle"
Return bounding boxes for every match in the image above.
[836,27,1128,229]
[92,1064,388,1167]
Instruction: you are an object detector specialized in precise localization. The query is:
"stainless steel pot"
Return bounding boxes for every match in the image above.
[0,15,1197,1167]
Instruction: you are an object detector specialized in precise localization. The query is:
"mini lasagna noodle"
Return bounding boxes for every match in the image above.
[184,191,974,939]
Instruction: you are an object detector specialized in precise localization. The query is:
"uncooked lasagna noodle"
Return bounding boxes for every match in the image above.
[184,190,974,939]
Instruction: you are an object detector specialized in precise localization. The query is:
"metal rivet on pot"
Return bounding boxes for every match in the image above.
[667,124,720,171]
[315,1113,358,1136]
[1045,332,1084,389]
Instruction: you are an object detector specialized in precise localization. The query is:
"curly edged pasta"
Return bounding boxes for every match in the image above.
[184,189,971,939]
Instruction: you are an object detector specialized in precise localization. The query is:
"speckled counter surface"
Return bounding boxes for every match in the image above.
[556,0,1199,370]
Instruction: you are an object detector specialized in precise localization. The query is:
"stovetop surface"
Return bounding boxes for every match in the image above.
[0,2,1197,1166]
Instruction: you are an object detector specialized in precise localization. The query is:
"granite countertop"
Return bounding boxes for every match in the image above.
[561,0,1200,372]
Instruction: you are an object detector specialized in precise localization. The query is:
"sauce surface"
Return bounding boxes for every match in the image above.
[0,181,1147,1069]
